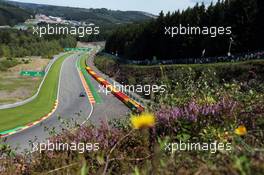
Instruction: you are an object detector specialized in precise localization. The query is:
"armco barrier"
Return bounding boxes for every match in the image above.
[108,79,147,107]
[85,66,144,113]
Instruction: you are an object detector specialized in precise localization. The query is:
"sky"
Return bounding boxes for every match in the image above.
[11,0,217,14]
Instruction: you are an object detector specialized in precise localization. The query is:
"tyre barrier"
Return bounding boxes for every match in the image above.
[0,100,59,138]
[85,66,144,113]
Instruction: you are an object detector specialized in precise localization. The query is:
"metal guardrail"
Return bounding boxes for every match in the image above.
[108,77,150,107]
[91,47,152,107]
[0,53,65,110]
[100,51,264,65]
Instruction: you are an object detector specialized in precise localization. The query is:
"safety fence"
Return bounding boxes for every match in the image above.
[85,66,144,113]
[101,51,264,65]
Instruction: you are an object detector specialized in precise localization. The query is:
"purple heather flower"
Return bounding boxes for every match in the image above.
[156,97,238,123]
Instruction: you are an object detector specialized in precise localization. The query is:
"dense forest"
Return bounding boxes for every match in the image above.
[6,1,154,42]
[0,29,77,58]
[7,1,154,27]
[105,0,264,61]
[0,1,32,26]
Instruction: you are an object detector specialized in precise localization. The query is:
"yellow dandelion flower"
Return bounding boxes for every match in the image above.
[130,112,155,129]
[234,125,247,136]
[197,96,216,105]
[205,96,216,104]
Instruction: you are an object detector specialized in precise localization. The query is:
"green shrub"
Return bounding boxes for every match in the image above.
[0,58,19,71]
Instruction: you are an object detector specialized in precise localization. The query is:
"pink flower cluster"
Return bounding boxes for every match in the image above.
[156,97,238,122]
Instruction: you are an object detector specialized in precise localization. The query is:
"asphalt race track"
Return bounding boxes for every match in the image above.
[3,54,89,151]
[4,52,130,152]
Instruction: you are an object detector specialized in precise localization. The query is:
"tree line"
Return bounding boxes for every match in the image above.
[105,0,264,61]
[0,29,77,58]
[0,1,32,26]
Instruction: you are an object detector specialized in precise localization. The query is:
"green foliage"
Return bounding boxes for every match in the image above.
[0,58,19,71]
[0,141,16,158]
[0,54,70,132]
[105,0,264,60]
[2,54,264,174]
[81,161,88,175]
[7,1,153,41]
[0,29,77,58]
[233,155,251,175]
[0,1,33,26]
[94,55,120,78]
[8,1,152,26]
[94,55,264,100]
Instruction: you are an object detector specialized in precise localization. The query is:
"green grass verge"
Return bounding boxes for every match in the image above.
[78,53,102,104]
[0,58,20,71]
[0,77,41,92]
[0,53,71,132]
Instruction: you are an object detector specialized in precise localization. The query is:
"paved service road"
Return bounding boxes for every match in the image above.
[5,54,92,152]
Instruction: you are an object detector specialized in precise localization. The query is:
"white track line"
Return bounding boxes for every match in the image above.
[81,104,94,126]
[0,54,71,138]
[75,54,94,126]
[0,53,65,110]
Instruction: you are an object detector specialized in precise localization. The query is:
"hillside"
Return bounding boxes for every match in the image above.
[0,1,32,26]
[7,1,154,26]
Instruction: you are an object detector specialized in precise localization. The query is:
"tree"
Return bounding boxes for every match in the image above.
[105,0,263,62]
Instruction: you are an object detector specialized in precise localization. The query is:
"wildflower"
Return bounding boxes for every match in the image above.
[205,96,216,104]
[198,96,216,105]
[234,125,247,136]
[217,131,232,142]
[130,112,155,129]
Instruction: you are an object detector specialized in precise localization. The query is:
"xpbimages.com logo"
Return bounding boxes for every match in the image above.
[98,82,167,96]
[31,141,100,153]
[32,24,100,37]
[164,24,232,38]
[164,141,232,154]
